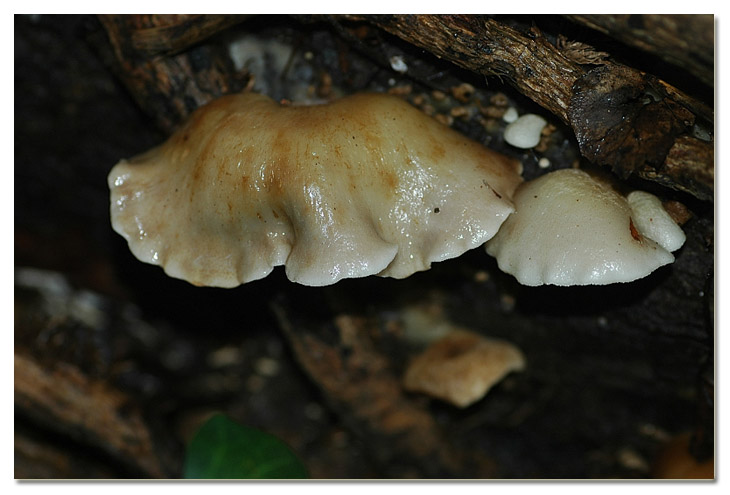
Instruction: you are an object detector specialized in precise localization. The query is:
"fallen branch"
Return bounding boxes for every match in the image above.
[564,14,714,88]
[14,352,165,478]
[97,14,249,132]
[338,15,713,200]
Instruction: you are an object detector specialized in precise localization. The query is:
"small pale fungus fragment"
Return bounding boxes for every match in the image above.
[503,114,547,148]
[502,107,519,123]
[403,329,525,408]
[389,55,408,74]
[485,169,678,286]
[397,301,452,346]
[626,191,686,252]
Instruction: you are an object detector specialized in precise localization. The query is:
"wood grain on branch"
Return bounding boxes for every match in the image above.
[14,352,165,478]
[339,15,714,201]
[565,14,714,88]
[126,14,249,57]
[98,14,249,132]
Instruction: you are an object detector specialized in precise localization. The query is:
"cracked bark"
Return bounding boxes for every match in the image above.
[336,14,713,201]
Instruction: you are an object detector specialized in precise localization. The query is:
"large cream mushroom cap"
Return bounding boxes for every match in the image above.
[109,92,522,287]
[485,168,677,286]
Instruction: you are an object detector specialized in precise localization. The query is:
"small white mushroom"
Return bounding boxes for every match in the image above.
[503,114,547,149]
[109,92,523,287]
[502,107,519,123]
[389,55,408,74]
[485,169,678,286]
[627,191,686,252]
[538,157,551,169]
[403,329,525,408]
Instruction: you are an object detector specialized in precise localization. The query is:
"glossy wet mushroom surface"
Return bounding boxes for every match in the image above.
[15,15,714,479]
[485,169,681,286]
[109,92,522,287]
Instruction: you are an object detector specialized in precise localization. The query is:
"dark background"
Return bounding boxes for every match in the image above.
[14,14,714,479]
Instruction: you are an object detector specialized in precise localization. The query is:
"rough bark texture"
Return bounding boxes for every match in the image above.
[123,14,249,57]
[343,15,583,122]
[338,14,713,201]
[95,13,716,199]
[568,64,713,200]
[565,14,714,88]
[15,353,165,478]
[15,14,714,480]
[97,14,250,132]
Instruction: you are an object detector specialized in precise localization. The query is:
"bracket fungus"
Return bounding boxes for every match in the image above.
[109,92,522,287]
[485,168,684,286]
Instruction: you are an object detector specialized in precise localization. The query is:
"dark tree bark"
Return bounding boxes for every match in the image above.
[97,14,251,132]
[334,15,713,201]
[121,14,250,57]
[564,14,714,88]
[15,353,166,478]
[15,14,714,480]
[95,13,716,200]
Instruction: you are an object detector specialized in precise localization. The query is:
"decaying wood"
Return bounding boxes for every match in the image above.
[565,14,714,88]
[555,34,610,65]
[15,14,716,479]
[272,304,497,478]
[650,135,714,199]
[338,15,713,201]
[14,352,165,478]
[98,14,249,132]
[96,14,713,199]
[568,64,713,200]
[341,15,583,121]
[126,14,249,57]
[15,429,118,479]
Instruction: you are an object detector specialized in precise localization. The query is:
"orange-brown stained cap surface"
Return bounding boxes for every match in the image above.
[109,92,522,287]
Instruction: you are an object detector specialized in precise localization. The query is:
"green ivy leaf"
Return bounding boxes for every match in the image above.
[183,414,309,479]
